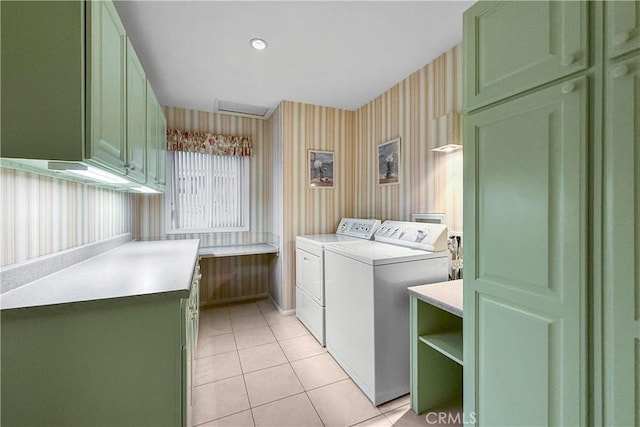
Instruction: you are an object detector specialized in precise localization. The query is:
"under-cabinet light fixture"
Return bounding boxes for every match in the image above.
[250,38,268,50]
[48,161,129,184]
[130,185,161,194]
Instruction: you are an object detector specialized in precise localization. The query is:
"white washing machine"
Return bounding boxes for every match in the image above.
[324,220,450,405]
[296,218,381,345]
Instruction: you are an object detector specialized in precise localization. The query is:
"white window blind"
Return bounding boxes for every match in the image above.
[169,151,249,232]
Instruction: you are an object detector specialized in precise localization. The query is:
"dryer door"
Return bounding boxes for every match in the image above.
[296,247,323,304]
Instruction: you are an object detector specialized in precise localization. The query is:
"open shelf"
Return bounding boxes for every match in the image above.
[419,331,463,365]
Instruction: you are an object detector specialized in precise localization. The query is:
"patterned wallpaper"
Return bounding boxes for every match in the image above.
[2,45,463,312]
[0,168,133,267]
[272,45,463,310]
[354,44,463,232]
[278,101,356,310]
[133,106,275,306]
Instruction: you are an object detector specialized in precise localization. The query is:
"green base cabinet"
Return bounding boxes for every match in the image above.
[410,296,463,415]
[2,297,183,425]
[464,1,640,426]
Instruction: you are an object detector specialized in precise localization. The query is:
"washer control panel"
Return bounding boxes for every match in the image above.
[336,218,381,239]
[374,220,448,252]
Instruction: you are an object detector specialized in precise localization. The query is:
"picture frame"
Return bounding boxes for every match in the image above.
[308,150,334,188]
[377,138,400,185]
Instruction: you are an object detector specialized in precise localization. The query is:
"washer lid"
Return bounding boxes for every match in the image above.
[296,234,361,247]
[324,240,448,266]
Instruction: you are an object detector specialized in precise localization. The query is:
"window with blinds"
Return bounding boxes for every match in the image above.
[167,151,249,232]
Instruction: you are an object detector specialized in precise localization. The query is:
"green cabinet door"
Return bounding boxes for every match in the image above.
[126,38,147,184]
[145,85,166,191]
[87,0,127,174]
[607,1,640,59]
[464,1,588,111]
[157,106,167,188]
[463,77,587,426]
[603,56,640,427]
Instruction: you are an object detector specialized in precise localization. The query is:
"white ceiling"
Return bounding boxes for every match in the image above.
[114,1,475,114]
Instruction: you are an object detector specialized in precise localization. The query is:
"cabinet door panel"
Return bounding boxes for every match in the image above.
[126,38,146,183]
[603,56,640,427]
[146,82,159,185]
[463,77,587,425]
[607,1,640,59]
[157,106,167,187]
[464,1,588,110]
[87,0,127,173]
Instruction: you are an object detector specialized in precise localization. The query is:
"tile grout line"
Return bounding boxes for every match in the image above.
[268,309,327,426]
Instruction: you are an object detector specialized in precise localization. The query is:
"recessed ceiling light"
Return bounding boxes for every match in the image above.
[250,38,267,50]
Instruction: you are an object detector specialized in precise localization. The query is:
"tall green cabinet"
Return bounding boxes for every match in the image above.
[463,1,639,425]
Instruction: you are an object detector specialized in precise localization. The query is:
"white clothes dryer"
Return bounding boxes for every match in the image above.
[295,218,380,345]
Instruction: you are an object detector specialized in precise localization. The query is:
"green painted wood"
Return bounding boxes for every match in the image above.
[603,54,640,427]
[1,295,185,426]
[145,85,166,192]
[464,1,588,112]
[146,82,160,187]
[419,332,463,366]
[463,77,587,426]
[410,296,463,415]
[158,105,168,188]
[126,38,147,184]
[86,0,127,175]
[606,1,640,59]
[0,1,84,161]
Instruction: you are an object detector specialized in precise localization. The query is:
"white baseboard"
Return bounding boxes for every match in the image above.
[269,295,296,316]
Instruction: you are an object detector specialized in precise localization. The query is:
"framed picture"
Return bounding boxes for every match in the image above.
[377,138,400,185]
[308,150,334,188]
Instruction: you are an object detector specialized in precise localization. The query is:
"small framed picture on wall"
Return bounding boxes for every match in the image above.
[377,138,400,185]
[308,150,334,188]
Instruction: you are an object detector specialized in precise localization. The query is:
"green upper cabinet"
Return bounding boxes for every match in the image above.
[607,1,640,59]
[126,38,147,184]
[463,77,587,426]
[86,0,127,174]
[157,107,167,188]
[146,84,166,191]
[1,1,84,161]
[603,55,640,427]
[1,0,165,193]
[464,1,588,111]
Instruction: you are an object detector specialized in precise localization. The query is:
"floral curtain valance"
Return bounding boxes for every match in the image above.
[167,129,252,157]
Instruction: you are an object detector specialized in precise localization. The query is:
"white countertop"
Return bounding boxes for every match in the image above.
[0,240,200,310]
[199,243,278,258]
[407,279,463,317]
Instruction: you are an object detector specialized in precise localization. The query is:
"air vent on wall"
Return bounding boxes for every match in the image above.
[215,100,273,119]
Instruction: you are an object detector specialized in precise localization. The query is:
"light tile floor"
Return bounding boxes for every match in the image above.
[193,299,459,427]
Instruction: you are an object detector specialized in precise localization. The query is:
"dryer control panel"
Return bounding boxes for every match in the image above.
[335,218,381,239]
[374,220,449,252]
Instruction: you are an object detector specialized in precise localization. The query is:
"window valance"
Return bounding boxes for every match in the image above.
[166,129,252,157]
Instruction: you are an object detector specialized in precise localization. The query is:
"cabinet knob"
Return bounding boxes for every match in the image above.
[612,65,628,78]
[613,31,630,46]
[561,53,576,67]
[561,82,576,94]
